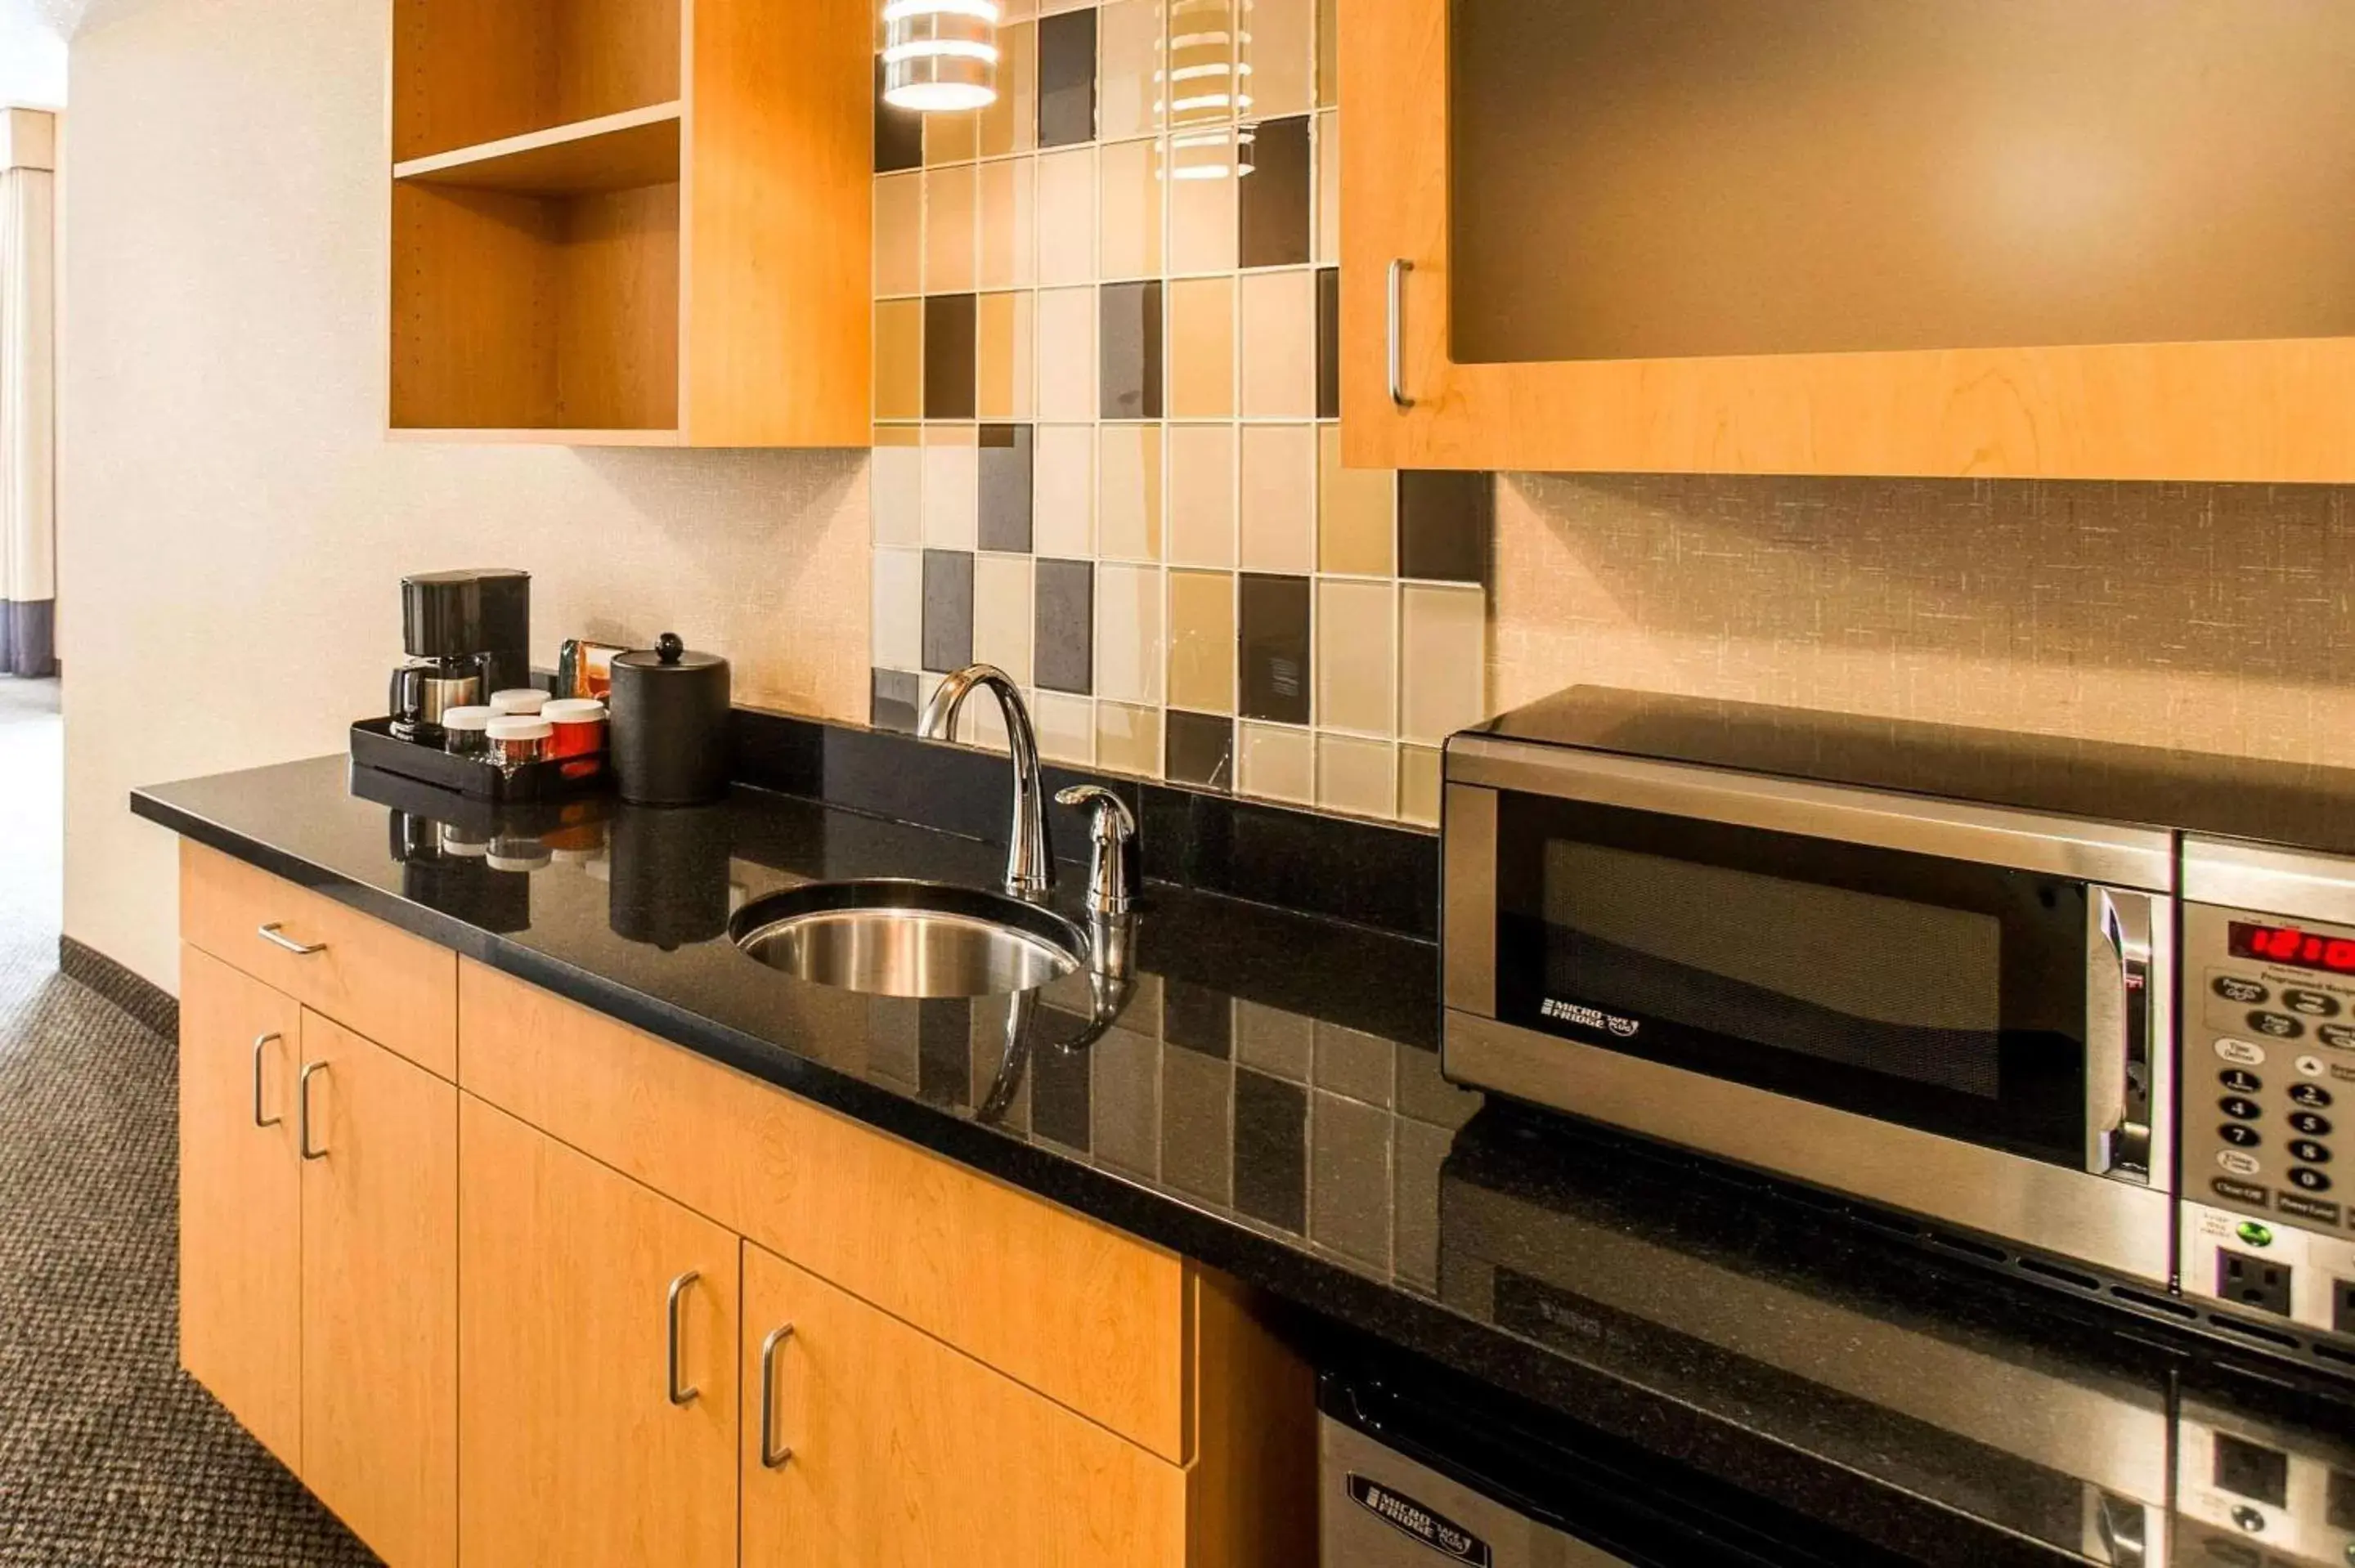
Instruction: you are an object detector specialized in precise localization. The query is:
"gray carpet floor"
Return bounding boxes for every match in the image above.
[0,678,377,1565]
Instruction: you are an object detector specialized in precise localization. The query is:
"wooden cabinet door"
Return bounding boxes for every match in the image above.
[298,1012,457,1568]
[458,1095,740,1568]
[178,943,303,1470]
[740,1243,1188,1568]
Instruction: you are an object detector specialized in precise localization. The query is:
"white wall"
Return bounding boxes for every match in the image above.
[60,0,870,991]
[0,2,66,107]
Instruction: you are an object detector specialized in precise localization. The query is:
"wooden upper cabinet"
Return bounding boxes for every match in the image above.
[388,0,872,446]
[1341,0,2355,481]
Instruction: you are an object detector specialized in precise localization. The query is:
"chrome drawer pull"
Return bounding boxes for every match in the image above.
[666,1270,701,1407]
[1387,258,1415,410]
[758,1323,796,1468]
[251,1033,283,1128]
[297,1060,329,1159]
[257,922,326,956]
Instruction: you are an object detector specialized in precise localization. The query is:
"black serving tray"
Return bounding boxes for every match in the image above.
[350,717,608,804]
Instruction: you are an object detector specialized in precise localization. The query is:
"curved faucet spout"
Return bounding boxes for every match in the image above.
[918,665,1055,901]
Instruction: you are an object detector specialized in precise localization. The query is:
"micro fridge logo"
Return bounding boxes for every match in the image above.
[1345,1476,1493,1566]
[1541,997,1642,1038]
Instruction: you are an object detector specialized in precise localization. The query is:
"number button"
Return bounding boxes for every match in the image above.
[2288,1167,2334,1193]
[2249,1011,2306,1040]
[2288,1112,2332,1137]
[2222,1097,2263,1121]
[2214,975,2270,1005]
[2220,1123,2263,1149]
[2220,1068,2263,1094]
[2288,1140,2332,1164]
[2290,1083,2334,1109]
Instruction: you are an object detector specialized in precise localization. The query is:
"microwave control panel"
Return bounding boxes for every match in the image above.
[2180,899,2355,1342]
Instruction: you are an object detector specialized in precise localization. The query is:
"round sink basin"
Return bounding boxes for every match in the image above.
[730,880,1083,999]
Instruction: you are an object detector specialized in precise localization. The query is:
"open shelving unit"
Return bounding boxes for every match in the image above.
[388,0,872,447]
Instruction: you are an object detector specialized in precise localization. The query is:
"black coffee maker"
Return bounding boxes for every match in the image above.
[390,570,530,742]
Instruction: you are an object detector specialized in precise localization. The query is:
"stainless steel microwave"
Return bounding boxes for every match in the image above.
[1442,688,2181,1284]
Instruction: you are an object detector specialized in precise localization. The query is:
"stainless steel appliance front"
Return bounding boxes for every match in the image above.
[1442,734,2179,1283]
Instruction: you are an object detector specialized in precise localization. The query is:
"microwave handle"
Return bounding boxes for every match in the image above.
[2089,888,2155,1182]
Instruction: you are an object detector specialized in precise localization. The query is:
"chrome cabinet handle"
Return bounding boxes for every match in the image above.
[757,1323,796,1468]
[257,922,326,956]
[665,1270,701,1407]
[1387,258,1415,410]
[2089,889,2155,1183]
[297,1060,329,1160]
[251,1033,283,1128]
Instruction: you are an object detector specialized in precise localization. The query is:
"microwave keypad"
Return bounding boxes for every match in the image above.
[2187,903,2355,1242]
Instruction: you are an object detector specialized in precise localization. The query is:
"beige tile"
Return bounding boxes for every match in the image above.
[1036,286,1097,419]
[1034,691,1096,764]
[1099,137,1164,280]
[1316,0,1337,106]
[973,553,1035,680]
[1098,424,1164,562]
[1317,733,1397,818]
[1319,423,1394,574]
[922,424,979,551]
[1097,701,1164,777]
[1241,0,1314,119]
[1167,0,1240,125]
[976,291,1036,420]
[1035,147,1097,289]
[1240,423,1315,573]
[1316,110,1339,266]
[1096,563,1166,706]
[1316,578,1396,734]
[1238,721,1313,804]
[1167,568,1236,714]
[1100,0,1167,141]
[924,110,980,165]
[1167,424,1236,567]
[979,18,1038,157]
[1033,424,1096,557]
[1169,128,1240,271]
[1167,276,1236,419]
[923,164,978,294]
[1240,267,1317,418]
[978,157,1036,289]
[871,426,923,547]
[875,172,922,297]
[872,548,923,670]
[874,299,924,421]
[1400,582,1487,743]
[1400,744,1442,827]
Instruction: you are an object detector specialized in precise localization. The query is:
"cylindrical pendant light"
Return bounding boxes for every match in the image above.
[881,0,1001,113]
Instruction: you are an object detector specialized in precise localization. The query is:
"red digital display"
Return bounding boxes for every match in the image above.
[2229,921,2355,975]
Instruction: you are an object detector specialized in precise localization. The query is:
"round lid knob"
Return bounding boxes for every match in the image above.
[657,632,684,665]
[616,634,725,673]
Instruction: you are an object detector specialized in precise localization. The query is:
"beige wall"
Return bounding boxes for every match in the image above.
[58,0,867,991]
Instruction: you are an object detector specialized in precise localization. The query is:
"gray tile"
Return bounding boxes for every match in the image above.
[1165,710,1235,790]
[923,294,977,420]
[1236,999,1312,1081]
[1393,1118,1455,1291]
[1161,1047,1234,1204]
[1091,1024,1161,1179]
[1033,557,1094,693]
[1240,116,1313,268]
[1310,1090,1392,1268]
[1239,572,1311,724]
[1235,1068,1308,1233]
[922,549,975,673]
[1312,1020,1395,1108]
[978,424,1034,552]
[870,668,920,733]
[1037,7,1097,147]
[1397,1040,1484,1130]
[1100,280,1164,420]
[1162,979,1232,1058]
[1398,472,1494,583]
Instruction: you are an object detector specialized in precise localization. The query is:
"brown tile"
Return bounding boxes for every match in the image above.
[875,57,924,173]
[1100,280,1165,420]
[1399,744,1442,827]
[1034,556,1095,693]
[1317,265,1339,418]
[1036,146,1097,288]
[1237,721,1313,804]
[1167,0,1240,126]
[1239,268,1316,417]
[1242,0,1315,119]
[1399,583,1487,743]
[1318,424,1393,575]
[924,110,980,166]
[1165,709,1236,789]
[1167,567,1236,714]
[1316,578,1395,734]
[923,293,978,420]
[978,157,1036,290]
[979,423,1034,552]
[1399,472,1495,582]
[1037,6,1098,147]
[875,172,922,297]
[1167,424,1236,568]
[1098,423,1164,562]
[1169,131,1240,270]
[1240,424,1316,573]
[924,163,977,293]
[1168,277,1236,419]
[1033,691,1096,764]
[1239,116,1312,268]
[1239,572,1311,724]
[1098,137,1164,280]
[1316,733,1397,819]
[1316,0,1338,107]
[976,291,1035,420]
[1099,0,1166,141]
[1097,700,1164,776]
[979,18,1038,157]
[874,298,924,421]
[1315,110,1339,264]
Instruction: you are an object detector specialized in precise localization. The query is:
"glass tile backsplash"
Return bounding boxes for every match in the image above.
[868,0,1488,828]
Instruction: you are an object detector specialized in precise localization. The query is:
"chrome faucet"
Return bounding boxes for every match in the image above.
[920,665,1053,901]
[1055,785,1137,916]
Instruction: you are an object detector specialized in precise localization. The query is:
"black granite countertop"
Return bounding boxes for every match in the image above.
[132,746,2355,1568]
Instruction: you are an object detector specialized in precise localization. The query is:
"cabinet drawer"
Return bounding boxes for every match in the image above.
[457,960,1193,1461]
[182,841,457,1079]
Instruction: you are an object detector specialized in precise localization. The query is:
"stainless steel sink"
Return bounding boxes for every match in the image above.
[729,880,1085,999]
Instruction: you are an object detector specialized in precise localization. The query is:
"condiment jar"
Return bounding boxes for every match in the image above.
[490,688,550,716]
[543,697,608,759]
[485,715,553,768]
[608,634,732,806]
[441,705,494,758]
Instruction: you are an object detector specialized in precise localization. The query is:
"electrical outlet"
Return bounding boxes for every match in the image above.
[2335,1277,2355,1336]
[2218,1250,2294,1317]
